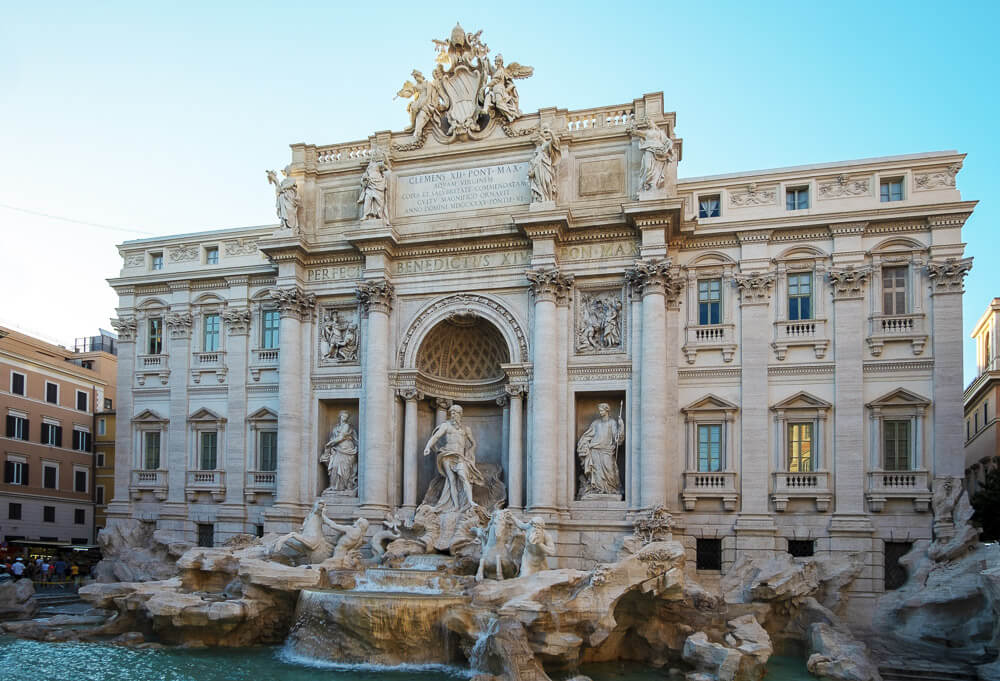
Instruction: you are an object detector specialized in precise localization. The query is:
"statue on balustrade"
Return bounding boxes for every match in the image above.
[528,127,559,203]
[577,402,625,499]
[423,403,485,512]
[265,166,300,231]
[629,120,673,192]
[358,157,388,221]
[320,411,358,495]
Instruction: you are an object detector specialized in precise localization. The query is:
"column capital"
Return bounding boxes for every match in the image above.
[356,279,395,315]
[626,258,682,299]
[165,311,194,339]
[505,383,528,399]
[828,266,871,301]
[110,316,137,343]
[270,285,317,319]
[496,394,509,407]
[927,257,973,294]
[525,267,574,304]
[734,271,775,306]
[435,397,453,411]
[222,307,251,336]
[397,388,423,402]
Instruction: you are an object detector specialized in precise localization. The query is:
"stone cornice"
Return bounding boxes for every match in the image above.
[828,221,868,236]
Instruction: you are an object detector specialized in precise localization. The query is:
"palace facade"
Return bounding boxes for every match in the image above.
[106,32,975,623]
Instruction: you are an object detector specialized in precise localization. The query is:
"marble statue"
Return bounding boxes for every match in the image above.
[358,158,388,221]
[629,121,673,192]
[576,402,625,499]
[528,127,559,203]
[328,516,369,563]
[576,293,623,352]
[371,511,404,557]
[475,507,517,582]
[265,166,299,231]
[514,515,556,577]
[321,311,359,363]
[270,500,338,565]
[423,403,484,511]
[320,412,358,494]
[396,70,441,141]
[483,54,533,123]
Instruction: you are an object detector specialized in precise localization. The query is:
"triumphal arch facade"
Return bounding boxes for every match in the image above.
[108,25,975,616]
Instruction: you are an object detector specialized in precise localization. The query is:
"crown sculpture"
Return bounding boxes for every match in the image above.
[395,23,534,148]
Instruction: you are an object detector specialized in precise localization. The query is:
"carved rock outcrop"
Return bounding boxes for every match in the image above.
[93,519,191,583]
[807,623,883,681]
[0,578,37,620]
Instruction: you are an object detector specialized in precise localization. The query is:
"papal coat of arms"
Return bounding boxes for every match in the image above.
[395,24,534,148]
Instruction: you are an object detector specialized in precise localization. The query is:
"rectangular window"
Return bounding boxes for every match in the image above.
[4,460,27,485]
[696,538,722,571]
[197,523,215,548]
[10,372,25,396]
[698,279,722,325]
[259,431,278,471]
[882,267,907,315]
[96,452,106,468]
[8,503,21,520]
[42,423,61,447]
[261,310,280,350]
[43,506,55,523]
[786,186,809,210]
[6,415,28,440]
[788,422,814,472]
[203,314,221,352]
[43,464,57,489]
[74,469,87,493]
[148,318,163,355]
[74,508,86,525]
[787,273,813,321]
[884,420,911,471]
[205,246,219,265]
[880,178,904,203]
[72,429,91,452]
[697,424,722,472]
[144,431,161,469]
[45,381,59,404]
[151,252,163,270]
[104,398,112,410]
[200,431,218,470]
[788,540,815,557]
[96,485,105,505]
[698,195,721,218]
[76,390,89,412]
[98,418,106,436]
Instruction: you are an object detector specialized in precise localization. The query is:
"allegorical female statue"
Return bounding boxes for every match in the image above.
[358,158,388,221]
[320,411,358,494]
[528,127,559,203]
[265,166,299,231]
[576,402,625,499]
[630,122,674,192]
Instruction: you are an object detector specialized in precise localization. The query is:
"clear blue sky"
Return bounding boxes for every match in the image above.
[1,1,996,383]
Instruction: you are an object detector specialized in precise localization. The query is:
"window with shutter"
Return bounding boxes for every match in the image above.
[55,425,62,447]
[74,469,87,493]
[45,382,58,404]
[43,465,57,489]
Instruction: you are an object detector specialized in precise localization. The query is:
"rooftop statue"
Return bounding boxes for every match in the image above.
[265,166,299,232]
[395,24,534,147]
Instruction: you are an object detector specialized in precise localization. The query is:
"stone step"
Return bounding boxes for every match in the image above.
[32,594,83,607]
[880,666,978,681]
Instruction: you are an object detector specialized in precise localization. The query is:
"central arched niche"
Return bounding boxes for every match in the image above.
[413,315,511,505]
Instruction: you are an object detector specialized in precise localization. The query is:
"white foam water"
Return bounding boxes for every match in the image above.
[277,644,475,677]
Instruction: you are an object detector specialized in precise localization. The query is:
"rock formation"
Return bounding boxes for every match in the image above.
[0,578,37,620]
[93,518,191,582]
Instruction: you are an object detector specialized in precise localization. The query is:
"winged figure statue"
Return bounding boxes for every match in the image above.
[484,54,533,123]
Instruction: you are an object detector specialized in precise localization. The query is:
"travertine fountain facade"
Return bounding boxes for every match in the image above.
[106,25,975,626]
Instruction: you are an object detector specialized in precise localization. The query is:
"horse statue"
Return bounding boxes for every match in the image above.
[475,507,517,582]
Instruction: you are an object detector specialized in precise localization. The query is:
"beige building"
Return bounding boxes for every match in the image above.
[964,298,1000,494]
[94,409,116,532]
[105,30,975,625]
[0,327,117,544]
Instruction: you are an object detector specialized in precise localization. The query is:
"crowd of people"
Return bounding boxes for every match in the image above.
[2,553,88,586]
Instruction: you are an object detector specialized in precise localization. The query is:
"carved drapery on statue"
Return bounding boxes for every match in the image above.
[358,153,389,223]
[528,127,560,204]
[265,166,300,232]
[320,411,359,496]
[628,119,674,193]
[577,403,625,499]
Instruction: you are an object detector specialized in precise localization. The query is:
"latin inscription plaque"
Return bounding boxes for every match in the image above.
[396,163,531,217]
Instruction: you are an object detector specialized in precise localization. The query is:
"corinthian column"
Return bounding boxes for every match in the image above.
[357,279,394,512]
[505,383,527,509]
[525,267,573,512]
[271,286,315,511]
[626,259,679,509]
[399,388,423,510]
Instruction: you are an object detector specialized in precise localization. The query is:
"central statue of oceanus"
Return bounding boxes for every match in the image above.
[423,403,485,511]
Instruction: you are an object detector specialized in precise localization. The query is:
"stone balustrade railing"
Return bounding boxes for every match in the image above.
[138,354,166,367]
[193,351,225,366]
[772,319,829,360]
[565,106,634,132]
[251,348,279,364]
[185,470,226,502]
[682,470,739,511]
[130,469,168,501]
[771,470,832,512]
[316,142,373,166]
[866,469,931,512]
[867,313,928,356]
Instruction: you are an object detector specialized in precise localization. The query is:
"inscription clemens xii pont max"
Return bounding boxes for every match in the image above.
[397,163,531,217]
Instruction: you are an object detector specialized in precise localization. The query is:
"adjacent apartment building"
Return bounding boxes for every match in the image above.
[0,327,117,544]
[965,298,1000,494]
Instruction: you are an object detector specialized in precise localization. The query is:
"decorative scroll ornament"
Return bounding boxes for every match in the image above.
[729,182,776,208]
[828,266,871,299]
[914,163,961,191]
[734,271,775,305]
[926,257,973,293]
[625,258,682,299]
[222,307,252,335]
[525,267,574,302]
[356,279,395,315]
[270,286,316,319]
[111,316,137,342]
[394,24,534,148]
[265,166,300,232]
[165,312,194,339]
[818,174,869,199]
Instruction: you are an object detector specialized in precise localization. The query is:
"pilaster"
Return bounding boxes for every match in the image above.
[222,296,250,507]
[358,279,395,512]
[165,284,192,507]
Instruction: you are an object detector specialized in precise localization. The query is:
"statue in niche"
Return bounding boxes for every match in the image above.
[629,121,674,192]
[576,402,625,499]
[320,411,358,494]
[483,54,533,123]
[528,127,560,203]
[422,403,485,512]
[577,293,623,352]
[321,311,359,363]
[265,166,299,231]
[514,515,556,577]
[358,157,388,221]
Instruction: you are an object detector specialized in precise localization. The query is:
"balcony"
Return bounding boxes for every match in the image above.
[772,319,829,360]
[191,351,227,385]
[185,470,226,502]
[250,348,280,382]
[245,470,277,503]
[130,469,168,501]
[867,313,928,356]
[866,469,931,512]
[682,324,737,364]
[682,471,739,511]
[771,470,832,511]
[135,354,169,386]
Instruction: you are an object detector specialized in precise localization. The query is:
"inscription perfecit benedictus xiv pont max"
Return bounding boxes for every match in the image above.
[397,163,531,217]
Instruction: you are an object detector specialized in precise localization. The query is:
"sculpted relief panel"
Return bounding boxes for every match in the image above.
[575,289,624,354]
[319,306,360,365]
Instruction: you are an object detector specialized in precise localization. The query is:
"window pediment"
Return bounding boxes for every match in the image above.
[867,388,930,409]
[247,406,278,423]
[188,407,226,423]
[683,394,739,414]
[772,391,832,411]
[132,409,168,424]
